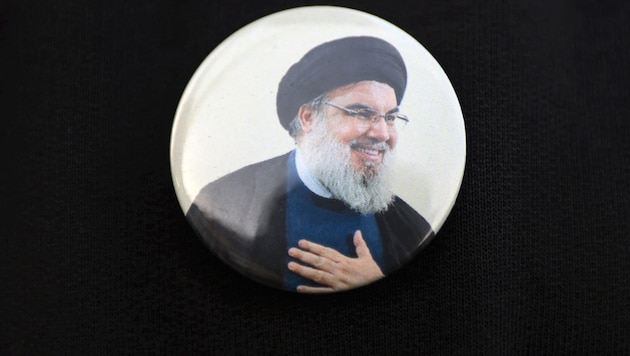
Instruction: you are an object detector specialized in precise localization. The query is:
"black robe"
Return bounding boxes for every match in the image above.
[186,152,434,290]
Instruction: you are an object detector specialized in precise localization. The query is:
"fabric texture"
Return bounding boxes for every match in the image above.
[2,1,629,354]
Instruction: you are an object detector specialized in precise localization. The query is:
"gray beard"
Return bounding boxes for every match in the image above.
[299,117,396,214]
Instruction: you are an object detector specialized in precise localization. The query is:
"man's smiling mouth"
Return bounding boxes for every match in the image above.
[350,141,389,160]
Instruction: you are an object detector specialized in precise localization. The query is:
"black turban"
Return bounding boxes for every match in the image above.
[276,36,407,131]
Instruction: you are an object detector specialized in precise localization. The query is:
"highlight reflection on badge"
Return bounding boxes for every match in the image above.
[171,7,466,293]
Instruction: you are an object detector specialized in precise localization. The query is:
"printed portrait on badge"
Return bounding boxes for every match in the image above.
[170,6,466,293]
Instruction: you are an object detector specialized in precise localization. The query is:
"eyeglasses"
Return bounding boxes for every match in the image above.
[323,101,409,131]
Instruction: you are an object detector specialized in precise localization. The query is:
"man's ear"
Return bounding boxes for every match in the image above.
[298,105,316,133]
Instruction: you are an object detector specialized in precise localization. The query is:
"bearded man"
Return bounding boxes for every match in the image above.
[186,36,434,293]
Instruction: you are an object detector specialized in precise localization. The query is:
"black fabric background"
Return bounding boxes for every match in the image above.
[2,1,629,354]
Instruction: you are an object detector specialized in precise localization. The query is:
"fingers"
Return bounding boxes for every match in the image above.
[353,230,372,259]
[287,232,384,292]
[288,261,334,286]
[296,285,336,294]
[297,239,344,262]
[289,247,335,273]
[287,239,344,287]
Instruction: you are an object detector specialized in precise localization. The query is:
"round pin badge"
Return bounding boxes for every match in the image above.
[171,6,465,293]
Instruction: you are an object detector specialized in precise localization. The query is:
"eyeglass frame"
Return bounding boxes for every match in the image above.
[322,101,409,129]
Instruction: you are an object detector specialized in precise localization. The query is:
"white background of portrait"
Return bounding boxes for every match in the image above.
[171,6,466,232]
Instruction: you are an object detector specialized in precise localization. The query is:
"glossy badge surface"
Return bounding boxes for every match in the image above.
[171,6,465,293]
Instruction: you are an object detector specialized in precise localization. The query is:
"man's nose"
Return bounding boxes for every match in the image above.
[366,117,391,142]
